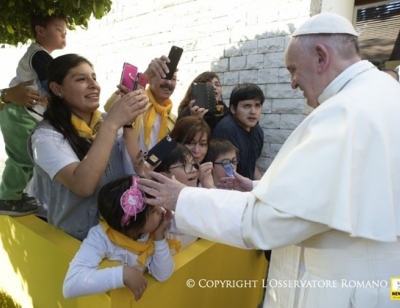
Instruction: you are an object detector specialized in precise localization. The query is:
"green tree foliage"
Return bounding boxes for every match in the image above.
[0,290,22,308]
[0,0,112,46]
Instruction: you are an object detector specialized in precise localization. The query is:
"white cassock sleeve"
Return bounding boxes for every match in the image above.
[175,187,330,250]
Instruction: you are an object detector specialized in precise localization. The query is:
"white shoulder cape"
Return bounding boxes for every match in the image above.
[253,61,400,242]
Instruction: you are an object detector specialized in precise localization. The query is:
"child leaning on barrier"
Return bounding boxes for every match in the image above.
[154,144,207,250]
[63,175,176,301]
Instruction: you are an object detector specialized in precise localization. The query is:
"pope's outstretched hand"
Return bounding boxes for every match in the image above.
[138,172,186,211]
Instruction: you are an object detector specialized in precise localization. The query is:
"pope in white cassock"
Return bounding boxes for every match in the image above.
[139,12,400,308]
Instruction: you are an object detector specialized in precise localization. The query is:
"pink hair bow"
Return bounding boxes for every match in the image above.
[120,176,145,227]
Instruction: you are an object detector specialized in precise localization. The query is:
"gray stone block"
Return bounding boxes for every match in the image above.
[230,56,247,70]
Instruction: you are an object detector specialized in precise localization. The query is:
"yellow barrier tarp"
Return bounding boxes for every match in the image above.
[0,215,267,308]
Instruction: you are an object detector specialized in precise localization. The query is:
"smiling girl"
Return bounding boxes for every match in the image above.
[29,54,149,240]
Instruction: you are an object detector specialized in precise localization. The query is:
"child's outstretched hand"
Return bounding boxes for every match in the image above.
[216,170,253,192]
[198,162,214,188]
[123,266,147,301]
[133,150,161,179]
[153,207,173,240]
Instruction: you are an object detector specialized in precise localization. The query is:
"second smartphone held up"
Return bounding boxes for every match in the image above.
[145,135,178,166]
[165,46,183,80]
[191,82,217,112]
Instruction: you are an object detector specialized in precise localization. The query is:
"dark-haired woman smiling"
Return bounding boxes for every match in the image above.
[29,54,148,240]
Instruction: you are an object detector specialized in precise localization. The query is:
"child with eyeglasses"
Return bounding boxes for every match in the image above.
[154,143,213,250]
[154,144,200,186]
[63,175,176,301]
[154,143,214,188]
[203,139,239,188]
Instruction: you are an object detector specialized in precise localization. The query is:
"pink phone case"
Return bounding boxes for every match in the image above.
[120,63,138,90]
[137,73,148,88]
[133,73,148,90]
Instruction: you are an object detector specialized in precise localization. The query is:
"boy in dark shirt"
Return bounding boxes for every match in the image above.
[213,83,264,180]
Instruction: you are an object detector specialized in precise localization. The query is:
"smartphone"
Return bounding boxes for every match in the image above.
[137,73,148,89]
[145,135,178,166]
[120,62,138,90]
[191,83,216,111]
[223,164,234,177]
[132,72,148,90]
[165,46,183,80]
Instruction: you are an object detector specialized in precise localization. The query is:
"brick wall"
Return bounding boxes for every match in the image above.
[0,0,319,173]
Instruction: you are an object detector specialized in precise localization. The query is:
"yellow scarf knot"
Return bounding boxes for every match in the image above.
[144,88,172,147]
[71,110,103,141]
[100,218,180,267]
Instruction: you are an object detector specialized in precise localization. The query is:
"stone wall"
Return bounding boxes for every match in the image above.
[0,0,318,173]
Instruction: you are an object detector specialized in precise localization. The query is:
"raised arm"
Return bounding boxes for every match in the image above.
[54,91,148,196]
[148,209,175,281]
[63,227,124,298]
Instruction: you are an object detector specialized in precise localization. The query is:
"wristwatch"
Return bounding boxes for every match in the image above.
[123,122,136,129]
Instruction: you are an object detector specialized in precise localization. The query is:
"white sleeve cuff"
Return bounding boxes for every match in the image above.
[252,181,259,189]
[175,187,249,249]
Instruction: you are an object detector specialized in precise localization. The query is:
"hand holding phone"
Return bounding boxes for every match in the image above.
[191,83,217,112]
[137,73,148,89]
[165,46,183,80]
[145,135,178,166]
[132,73,148,90]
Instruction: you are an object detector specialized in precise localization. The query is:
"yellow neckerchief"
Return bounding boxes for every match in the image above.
[100,219,155,266]
[70,110,103,141]
[99,219,181,266]
[143,88,172,147]
[166,236,181,253]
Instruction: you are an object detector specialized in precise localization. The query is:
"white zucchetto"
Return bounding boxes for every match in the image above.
[292,12,358,37]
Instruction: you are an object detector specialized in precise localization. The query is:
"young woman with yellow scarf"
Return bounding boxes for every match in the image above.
[28,54,149,240]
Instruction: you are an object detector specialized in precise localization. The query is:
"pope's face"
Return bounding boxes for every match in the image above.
[285,39,323,108]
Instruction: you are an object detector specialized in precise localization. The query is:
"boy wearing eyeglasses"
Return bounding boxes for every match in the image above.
[203,139,239,187]
[154,144,200,187]
[212,83,264,180]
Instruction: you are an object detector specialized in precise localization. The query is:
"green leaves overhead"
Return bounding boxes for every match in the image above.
[0,0,112,46]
